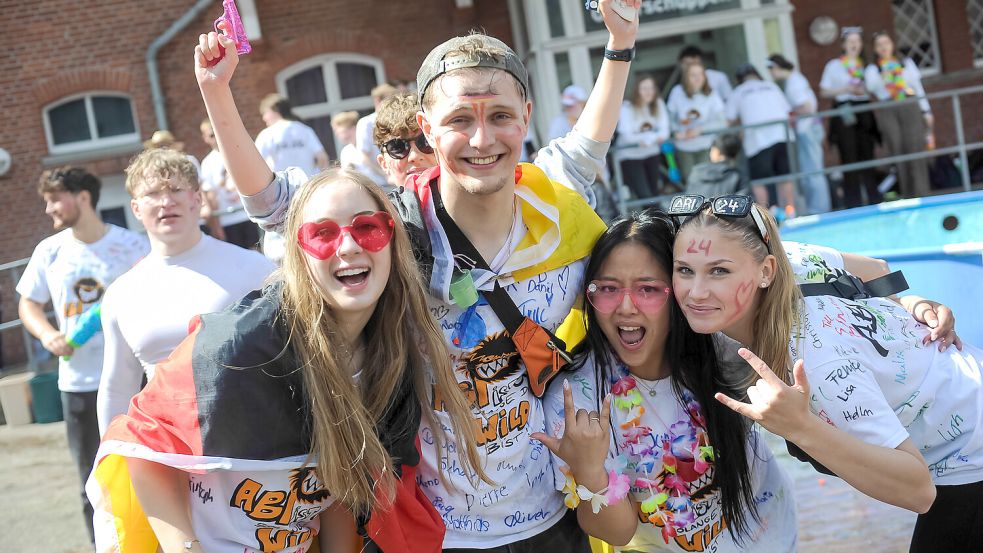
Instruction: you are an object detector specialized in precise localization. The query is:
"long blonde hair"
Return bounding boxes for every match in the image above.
[681,205,802,383]
[278,169,486,517]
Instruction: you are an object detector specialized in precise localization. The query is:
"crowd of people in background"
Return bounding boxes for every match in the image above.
[595,28,937,219]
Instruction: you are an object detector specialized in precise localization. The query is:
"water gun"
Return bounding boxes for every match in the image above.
[63,304,102,360]
[661,142,682,184]
[207,0,252,66]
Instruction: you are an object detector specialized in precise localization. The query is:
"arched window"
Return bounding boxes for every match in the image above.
[276,54,386,157]
[43,92,139,154]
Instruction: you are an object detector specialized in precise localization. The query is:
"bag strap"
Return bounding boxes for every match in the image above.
[430,186,530,337]
[799,270,908,300]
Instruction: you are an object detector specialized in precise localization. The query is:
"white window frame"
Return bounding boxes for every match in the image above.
[42,92,140,156]
[969,0,983,68]
[276,53,385,118]
[891,0,943,76]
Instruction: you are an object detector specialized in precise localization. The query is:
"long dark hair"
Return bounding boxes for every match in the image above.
[572,207,760,542]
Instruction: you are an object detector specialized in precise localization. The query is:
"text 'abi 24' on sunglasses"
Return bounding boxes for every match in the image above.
[667,194,770,251]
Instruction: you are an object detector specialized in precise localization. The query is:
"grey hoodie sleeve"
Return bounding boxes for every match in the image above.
[239,167,310,234]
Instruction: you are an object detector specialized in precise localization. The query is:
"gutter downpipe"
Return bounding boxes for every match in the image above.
[147,0,216,131]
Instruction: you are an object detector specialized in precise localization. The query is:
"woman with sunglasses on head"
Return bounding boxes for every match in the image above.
[670,194,982,551]
[89,165,487,553]
[532,209,798,552]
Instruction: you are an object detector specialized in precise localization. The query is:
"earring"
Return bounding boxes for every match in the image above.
[760,281,768,288]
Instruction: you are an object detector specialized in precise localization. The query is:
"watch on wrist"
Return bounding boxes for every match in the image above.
[604,46,635,62]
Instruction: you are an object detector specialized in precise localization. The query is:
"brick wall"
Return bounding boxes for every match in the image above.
[0,0,512,367]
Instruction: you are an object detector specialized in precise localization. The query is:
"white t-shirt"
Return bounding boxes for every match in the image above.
[354,112,389,187]
[786,242,983,486]
[666,91,727,153]
[200,149,249,227]
[16,225,149,392]
[616,100,671,161]
[667,68,734,107]
[255,120,326,178]
[819,57,870,103]
[97,234,274,433]
[864,58,931,113]
[783,71,820,134]
[726,79,792,158]
[542,355,798,552]
[186,464,330,553]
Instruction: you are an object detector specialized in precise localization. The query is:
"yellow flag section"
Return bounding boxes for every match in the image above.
[91,454,158,553]
[591,537,616,553]
[505,163,606,283]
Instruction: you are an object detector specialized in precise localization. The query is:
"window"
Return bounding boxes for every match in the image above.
[43,93,139,154]
[277,54,386,157]
[970,0,983,66]
[891,0,942,75]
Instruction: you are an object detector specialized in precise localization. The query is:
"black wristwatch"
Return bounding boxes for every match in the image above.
[604,46,635,62]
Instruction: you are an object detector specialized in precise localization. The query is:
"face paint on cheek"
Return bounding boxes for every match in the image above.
[723,279,757,326]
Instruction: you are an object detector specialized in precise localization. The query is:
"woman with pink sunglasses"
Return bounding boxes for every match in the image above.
[533,209,797,552]
[90,168,486,553]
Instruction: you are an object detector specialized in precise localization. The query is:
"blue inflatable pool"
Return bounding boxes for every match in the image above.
[781,191,983,344]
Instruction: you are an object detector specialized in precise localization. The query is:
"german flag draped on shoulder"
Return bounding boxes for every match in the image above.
[86,284,440,553]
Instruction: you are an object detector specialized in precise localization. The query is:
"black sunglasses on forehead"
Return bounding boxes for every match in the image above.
[381,134,434,160]
[666,194,771,249]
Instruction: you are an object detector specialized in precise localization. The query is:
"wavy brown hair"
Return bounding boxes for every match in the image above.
[278,168,486,517]
[679,204,802,383]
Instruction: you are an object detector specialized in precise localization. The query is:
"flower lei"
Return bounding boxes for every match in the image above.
[879,57,914,100]
[839,56,864,86]
[609,368,716,544]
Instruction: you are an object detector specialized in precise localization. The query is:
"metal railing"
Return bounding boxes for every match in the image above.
[0,258,44,373]
[611,84,983,215]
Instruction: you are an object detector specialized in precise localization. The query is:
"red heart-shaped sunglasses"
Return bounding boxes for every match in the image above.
[297,211,395,260]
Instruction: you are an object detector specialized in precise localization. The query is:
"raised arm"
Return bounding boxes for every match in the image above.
[195,23,273,197]
[574,0,640,143]
[717,349,936,513]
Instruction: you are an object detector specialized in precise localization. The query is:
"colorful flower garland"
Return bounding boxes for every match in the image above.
[839,56,864,87]
[879,57,915,101]
[610,368,716,544]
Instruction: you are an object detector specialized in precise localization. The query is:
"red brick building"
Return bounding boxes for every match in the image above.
[1,0,981,367]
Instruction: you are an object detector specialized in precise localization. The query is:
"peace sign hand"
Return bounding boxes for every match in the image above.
[532,380,612,478]
[714,348,813,442]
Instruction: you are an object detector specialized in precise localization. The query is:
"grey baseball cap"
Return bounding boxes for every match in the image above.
[416,34,529,103]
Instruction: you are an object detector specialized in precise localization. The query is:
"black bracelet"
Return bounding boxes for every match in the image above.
[604,46,635,62]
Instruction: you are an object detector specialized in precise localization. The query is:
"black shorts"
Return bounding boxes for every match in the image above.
[909,480,983,552]
[748,142,790,181]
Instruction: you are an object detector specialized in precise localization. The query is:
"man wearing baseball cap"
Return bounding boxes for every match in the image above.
[195,1,640,549]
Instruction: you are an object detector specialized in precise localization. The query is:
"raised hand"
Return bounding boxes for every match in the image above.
[900,296,962,351]
[195,20,238,89]
[532,380,612,478]
[714,348,813,441]
[597,0,641,50]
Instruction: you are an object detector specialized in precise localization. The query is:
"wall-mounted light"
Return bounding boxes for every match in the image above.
[810,16,839,46]
[0,148,11,177]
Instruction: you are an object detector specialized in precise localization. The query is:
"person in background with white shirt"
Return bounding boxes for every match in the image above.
[667,45,733,106]
[200,119,260,248]
[727,63,797,213]
[667,61,727,184]
[331,110,362,171]
[548,85,588,140]
[254,93,328,261]
[97,148,274,435]
[865,31,933,200]
[768,54,832,215]
[616,74,671,199]
[820,27,881,208]
[354,83,397,188]
[17,167,149,545]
